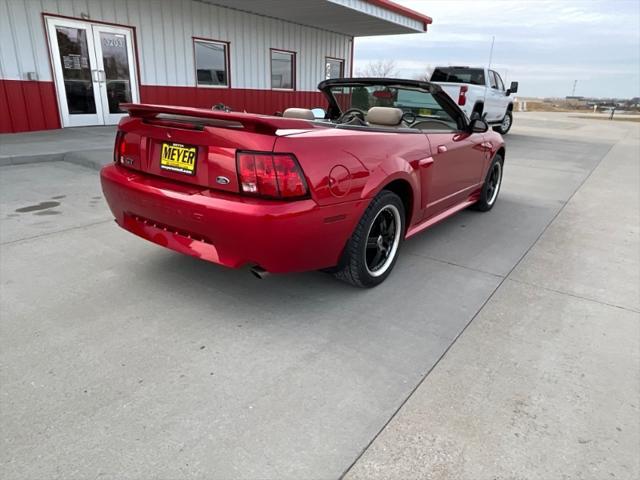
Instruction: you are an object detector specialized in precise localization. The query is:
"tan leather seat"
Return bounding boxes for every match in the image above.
[282,108,315,120]
[366,107,403,128]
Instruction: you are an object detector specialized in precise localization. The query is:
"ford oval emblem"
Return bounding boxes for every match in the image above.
[216,176,230,185]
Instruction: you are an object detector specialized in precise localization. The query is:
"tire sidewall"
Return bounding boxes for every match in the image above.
[495,111,513,134]
[474,155,504,212]
[345,191,405,287]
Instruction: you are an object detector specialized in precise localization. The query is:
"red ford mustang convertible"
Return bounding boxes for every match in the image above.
[101,78,505,287]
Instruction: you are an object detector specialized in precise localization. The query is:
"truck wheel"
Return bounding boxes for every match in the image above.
[494,111,513,134]
[334,190,405,288]
[471,154,504,212]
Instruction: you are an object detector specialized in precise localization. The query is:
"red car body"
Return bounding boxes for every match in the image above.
[101,79,504,275]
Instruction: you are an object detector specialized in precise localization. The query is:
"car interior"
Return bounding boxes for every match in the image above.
[281,84,464,132]
[283,105,460,131]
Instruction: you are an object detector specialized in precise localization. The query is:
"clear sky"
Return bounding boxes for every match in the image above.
[354,0,640,98]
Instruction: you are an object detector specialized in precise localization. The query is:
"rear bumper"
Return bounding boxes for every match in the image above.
[100,164,366,273]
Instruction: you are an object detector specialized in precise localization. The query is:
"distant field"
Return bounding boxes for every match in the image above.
[522,102,576,112]
[515,100,639,116]
[573,115,640,123]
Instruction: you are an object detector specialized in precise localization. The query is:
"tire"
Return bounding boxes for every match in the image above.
[471,154,504,212]
[334,190,405,288]
[494,110,513,134]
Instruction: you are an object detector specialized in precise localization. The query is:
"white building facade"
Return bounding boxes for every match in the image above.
[0,0,431,132]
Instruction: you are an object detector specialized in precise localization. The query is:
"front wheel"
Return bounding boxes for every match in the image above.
[494,110,513,134]
[334,190,405,288]
[471,155,504,212]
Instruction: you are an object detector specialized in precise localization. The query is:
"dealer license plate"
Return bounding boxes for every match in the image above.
[160,142,197,175]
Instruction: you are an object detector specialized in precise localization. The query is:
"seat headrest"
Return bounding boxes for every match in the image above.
[282,108,315,120]
[366,107,403,126]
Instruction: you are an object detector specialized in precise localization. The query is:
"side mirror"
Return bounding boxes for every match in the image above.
[506,81,518,96]
[470,118,489,133]
[311,107,326,119]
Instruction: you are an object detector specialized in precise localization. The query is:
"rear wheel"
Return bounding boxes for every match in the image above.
[494,110,513,134]
[471,154,503,212]
[334,190,405,288]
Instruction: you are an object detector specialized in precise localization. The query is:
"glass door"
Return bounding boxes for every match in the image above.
[92,25,139,124]
[46,17,139,127]
[46,17,104,127]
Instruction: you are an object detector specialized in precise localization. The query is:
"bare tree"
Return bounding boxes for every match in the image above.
[356,60,398,78]
[413,65,433,82]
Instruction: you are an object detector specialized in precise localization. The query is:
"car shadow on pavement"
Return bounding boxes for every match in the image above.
[135,191,560,312]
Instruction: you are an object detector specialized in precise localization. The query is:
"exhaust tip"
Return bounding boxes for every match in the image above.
[250,266,269,279]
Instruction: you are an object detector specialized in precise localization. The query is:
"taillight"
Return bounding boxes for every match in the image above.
[236,151,308,200]
[114,131,139,166]
[458,85,468,106]
[114,131,124,163]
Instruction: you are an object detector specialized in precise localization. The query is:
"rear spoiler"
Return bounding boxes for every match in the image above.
[120,103,315,134]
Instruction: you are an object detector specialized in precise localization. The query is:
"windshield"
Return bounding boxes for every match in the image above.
[328,85,458,129]
[431,68,485,86]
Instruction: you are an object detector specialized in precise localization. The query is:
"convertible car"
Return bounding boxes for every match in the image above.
[100,78,505,287]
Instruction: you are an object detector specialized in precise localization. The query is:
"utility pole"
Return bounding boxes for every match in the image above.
[571,80,578,96]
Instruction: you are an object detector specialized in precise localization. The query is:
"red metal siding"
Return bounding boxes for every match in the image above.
[0,80,326,133]
[0,80,61,133]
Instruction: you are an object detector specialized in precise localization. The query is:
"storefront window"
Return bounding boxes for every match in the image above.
[325,58,344,79]
[194,39,229,87]
[271,50,295,90]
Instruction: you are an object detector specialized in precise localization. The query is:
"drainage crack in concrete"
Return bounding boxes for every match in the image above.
[405,251,505,279]
[507,162,604,174]
[508,277,640,314]
[338,137,619,480]
[0,219,113,247]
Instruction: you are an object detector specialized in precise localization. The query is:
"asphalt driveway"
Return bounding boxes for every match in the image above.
[0,114,636,479]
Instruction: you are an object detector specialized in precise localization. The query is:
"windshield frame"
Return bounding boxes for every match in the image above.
[317,77,469,130]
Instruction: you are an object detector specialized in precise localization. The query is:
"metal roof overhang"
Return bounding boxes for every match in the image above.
[202,0,432,36]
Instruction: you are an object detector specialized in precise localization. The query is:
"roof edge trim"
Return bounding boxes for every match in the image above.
[365,0,433,29]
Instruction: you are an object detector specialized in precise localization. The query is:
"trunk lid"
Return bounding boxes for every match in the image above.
[115,104,315,193]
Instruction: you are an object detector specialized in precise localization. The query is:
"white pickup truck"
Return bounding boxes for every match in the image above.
[430,66,518,134]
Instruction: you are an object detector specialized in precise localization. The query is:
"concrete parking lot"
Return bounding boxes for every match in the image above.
[1,113,638,479]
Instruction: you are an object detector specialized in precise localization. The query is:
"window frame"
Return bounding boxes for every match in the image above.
[325,56,344,80]
[270,48,296,91]
[193,37,231,88]
[493,71,505,91]
[488,70,499,90]
[431,67,485,86]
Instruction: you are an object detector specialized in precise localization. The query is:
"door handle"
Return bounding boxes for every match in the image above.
[437,145,447,154]
[98,70,106,82]
[91,69,100,82]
